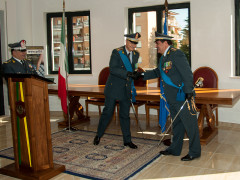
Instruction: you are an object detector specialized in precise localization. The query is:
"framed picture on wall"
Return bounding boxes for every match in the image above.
[26,46,44,65]
[26,46,45,77]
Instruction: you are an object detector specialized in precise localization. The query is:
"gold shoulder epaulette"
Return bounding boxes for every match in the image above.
[116,47,124,52]
[3,59,12,64]
[170,47,177,52]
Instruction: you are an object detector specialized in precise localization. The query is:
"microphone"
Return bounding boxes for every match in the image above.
[195,77,204,88]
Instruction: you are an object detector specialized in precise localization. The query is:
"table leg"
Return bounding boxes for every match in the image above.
[197,104,218,145]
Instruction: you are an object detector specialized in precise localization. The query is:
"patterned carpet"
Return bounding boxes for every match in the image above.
[0,130,164,180]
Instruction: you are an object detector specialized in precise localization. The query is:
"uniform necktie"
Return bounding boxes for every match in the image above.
[21,60,25,65]
[127,53,131,63]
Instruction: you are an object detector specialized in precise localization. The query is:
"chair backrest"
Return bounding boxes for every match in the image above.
[134,67,147,87]
[98,67,110,85]
[193,66,218,88]
[157,77,160,87]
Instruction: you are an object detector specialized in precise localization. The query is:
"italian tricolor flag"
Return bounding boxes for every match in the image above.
[58,9,68,114]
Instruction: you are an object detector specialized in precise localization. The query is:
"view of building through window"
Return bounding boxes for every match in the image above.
[47,11,91,74]
[50,16,90,71]
[132,8,189,70]
[72,16,90,71]
[51,17,68,71]
[133,11,157,69]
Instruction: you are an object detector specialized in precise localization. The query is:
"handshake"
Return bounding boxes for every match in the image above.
[127,71,143,80]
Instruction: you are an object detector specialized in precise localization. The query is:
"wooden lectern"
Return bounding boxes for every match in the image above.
[0,74,65,180]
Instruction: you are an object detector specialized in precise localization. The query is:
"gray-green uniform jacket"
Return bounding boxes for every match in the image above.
[104,46,139,100]
[144,46,201,157]
[97,46,139,143]
[144,46,194,103]
[2,57,37,75]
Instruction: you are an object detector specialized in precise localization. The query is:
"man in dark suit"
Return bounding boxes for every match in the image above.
[93,33,141,149]
[2,40,37,74]
[142,32,201,161]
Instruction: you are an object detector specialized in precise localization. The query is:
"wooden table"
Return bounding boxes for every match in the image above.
[48,84,240,145]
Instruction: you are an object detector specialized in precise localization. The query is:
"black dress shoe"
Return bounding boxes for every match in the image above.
[93,135,100,145]
[181,154,199,161]
[159,150,172,155]
[124,142,138,149]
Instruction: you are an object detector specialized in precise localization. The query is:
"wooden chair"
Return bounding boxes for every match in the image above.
[145,77,160,126]
[85,67,110,117]
[193,66,219,126]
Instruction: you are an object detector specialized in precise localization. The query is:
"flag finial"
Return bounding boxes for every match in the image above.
[164,0,168,14]
[165,0,168,7]
[164,0,168,35]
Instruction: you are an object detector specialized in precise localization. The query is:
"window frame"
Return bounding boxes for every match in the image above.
[128,3,191,66]
[47,11,92,74]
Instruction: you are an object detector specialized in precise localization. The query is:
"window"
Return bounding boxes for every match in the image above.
[128,3,190,69]
[136,25,142,33]
[135,13,141,17]
[47,11,91,74]
[235,0,240,76]
[137,41,142,48]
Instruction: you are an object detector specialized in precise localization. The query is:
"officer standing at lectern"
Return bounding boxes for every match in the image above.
[2,40,37,75]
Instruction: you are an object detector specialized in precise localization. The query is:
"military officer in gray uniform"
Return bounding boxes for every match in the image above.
[142,32,201,161]
[93,33,141,149]
[2,40,37,75]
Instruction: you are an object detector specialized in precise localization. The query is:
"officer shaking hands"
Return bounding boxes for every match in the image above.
[2,40,37,75]
[140,32,201,161]
[93,32,142,149]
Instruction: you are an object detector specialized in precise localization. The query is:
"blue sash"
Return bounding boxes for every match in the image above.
[119,51,137,102]
[159,56,185,101]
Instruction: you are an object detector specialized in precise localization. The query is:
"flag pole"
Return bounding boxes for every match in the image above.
[158,0,171,146]
[63,0,72,132]
[61,0,70,132]
[164,0,168,34]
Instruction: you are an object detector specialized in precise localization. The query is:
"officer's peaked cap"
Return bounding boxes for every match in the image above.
[155,32,173,41]
[8,40,26,50]
[124,32,141,44]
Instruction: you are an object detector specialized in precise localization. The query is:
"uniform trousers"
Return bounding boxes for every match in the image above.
[97,95,132,143]
[166,101,201,157]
